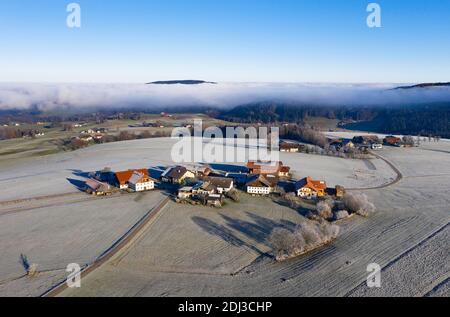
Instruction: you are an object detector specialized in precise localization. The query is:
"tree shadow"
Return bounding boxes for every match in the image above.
[19,253,30,273]
[191,216,267,256]
[192,210,302,258]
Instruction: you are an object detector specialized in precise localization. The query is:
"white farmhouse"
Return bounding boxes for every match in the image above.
[128,171,155,192]
[245,175,278,196]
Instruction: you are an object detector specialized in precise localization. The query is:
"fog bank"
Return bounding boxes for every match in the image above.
[1,82,449,111]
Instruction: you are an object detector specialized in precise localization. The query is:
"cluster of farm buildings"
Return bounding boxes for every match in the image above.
[279,134,415,154]
[83,160,344,208]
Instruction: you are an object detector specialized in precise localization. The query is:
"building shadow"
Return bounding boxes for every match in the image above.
[209,163,248,173]
[66,178,86,192]
[68,169,92,179]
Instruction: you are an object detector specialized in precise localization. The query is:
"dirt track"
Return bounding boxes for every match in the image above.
[347,151,403,191]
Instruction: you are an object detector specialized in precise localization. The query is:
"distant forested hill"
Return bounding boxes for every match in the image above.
[219,102,450,138]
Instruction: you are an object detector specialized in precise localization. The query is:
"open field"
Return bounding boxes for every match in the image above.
[0,191,166,297]
[0,114,227,163]
[0,135,448,297]
[55,137,448,297]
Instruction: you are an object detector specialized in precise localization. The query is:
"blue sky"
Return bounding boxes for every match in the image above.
[0,0,449,83]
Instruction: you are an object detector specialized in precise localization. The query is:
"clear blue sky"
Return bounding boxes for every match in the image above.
[1,0,449,83]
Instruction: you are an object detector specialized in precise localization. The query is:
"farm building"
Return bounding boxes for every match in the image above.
[371,143,383,150]
[85,179,112,196]
[177,186,194,199]
[245,175,278,196]
[329,139,355,150]
[279,142,300,153]
[161,166,195,184]
[205,194,223,208]
[247,161,291,177]
[192,181,217,197]
[294,177,327,199]
[384,136,402,147]
[195,166,212,177]
[352,135,380,145]
[335,185,346,198]
[200,176,234,194]
[115,169,149,189]
[128,171,155,192]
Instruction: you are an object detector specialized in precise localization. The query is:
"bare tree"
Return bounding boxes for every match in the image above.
[343,193,376,217]
[269,219,340,261]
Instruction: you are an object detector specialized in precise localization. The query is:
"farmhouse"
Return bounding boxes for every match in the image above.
[85,179,111,196]
[327,185,346,198]
[177,186,194,199]
[247,161,291,177]
[384,136,401,147]
[330,139,355,150]
[195,166,212,177]
[128,171,155,192]
[200,176,234,194]
[353,135,380,145]
[279,142,300,153]
[205,194,223,208]
[246,175,278,196]
[192,181,217,197]
[115,169,149,189]
[294,177,327,199]
[161,166,195,184]
[371,143,383,150]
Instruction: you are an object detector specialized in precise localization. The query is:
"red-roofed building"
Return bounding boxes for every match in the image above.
[294,177,327,199]
[115,169,149,189]
[247,161,290,177]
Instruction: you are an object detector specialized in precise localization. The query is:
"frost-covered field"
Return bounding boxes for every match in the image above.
[60,137,449,297]
[1,136,448,297]
[0,191,166,297]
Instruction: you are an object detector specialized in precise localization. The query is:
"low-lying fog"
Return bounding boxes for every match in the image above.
[0,82,450,111]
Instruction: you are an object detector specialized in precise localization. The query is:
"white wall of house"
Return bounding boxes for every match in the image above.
[217,182,234,194]
[247,186,271,195]
[297,188,317,199]
[130,181,154,192]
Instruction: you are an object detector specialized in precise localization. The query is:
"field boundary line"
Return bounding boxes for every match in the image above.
[40,195,170,297]
[347,151,403,191]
